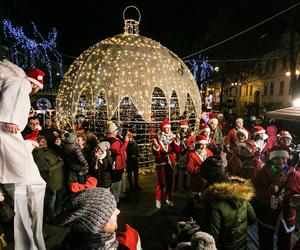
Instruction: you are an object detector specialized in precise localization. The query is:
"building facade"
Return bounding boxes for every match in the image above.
[221,31,300,115]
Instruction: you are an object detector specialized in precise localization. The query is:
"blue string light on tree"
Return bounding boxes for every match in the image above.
[200,58,214,82]
[2,19,63,88]
[188,59,198,80]
[185,57,214,89]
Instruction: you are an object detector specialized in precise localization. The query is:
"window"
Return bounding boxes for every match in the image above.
[279,80,284,95]
[250,85,253,96]
[283,55,288,69]
[245,86,248,96]
[270,82,274,95]
[263,84,268,96]
[272,59,277,72]
[256,63,262,75]
[265,60,270,73]
[239,86,242,96]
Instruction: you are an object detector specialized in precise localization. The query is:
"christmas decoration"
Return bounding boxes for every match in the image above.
[186,57,214,85]
[56,6,201,166]
[2,19,63,87]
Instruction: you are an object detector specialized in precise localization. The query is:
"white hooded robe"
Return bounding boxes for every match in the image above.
[0,75,44,184]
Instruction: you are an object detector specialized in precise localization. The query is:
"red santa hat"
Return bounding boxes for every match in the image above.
[238,140,257,155]
[253,126,266,137]
[207,112,217,124]
[195,135,208,145]
[180,120,189,128]
[208,112,215,119]
[160,119,171,131]
[26,68,45,89]
[269,144,290,160]
[278,130,292,141]
[235,129,248,139]
[24,129,39,148]
[199,124,211,134]
[208,117,218,125]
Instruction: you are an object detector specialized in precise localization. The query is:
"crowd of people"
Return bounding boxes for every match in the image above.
[151,111,300,250]
[1,59,300,250]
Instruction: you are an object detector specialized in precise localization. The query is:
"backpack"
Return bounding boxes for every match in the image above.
[101,137,124,182]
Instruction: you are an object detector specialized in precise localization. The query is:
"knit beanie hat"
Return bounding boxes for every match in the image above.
[191,231,217,250]
[55,188,117,233]
[200,156,227,184]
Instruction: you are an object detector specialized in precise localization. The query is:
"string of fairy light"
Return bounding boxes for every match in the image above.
[75,87,197,166]
[2,19,63,87]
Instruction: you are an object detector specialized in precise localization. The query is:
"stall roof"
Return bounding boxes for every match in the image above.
[266,106,300,121]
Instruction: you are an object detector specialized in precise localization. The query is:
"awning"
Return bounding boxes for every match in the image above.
[266,106,300,122]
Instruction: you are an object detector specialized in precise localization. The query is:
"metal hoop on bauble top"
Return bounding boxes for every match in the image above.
[123,5,141,35]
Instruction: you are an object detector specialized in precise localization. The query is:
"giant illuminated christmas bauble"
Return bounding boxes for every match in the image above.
[56,8,201,138]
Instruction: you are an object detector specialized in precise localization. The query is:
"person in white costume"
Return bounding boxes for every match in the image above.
[0,59,46,250]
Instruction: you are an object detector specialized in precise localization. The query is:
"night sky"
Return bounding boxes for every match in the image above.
[0,0,299,65]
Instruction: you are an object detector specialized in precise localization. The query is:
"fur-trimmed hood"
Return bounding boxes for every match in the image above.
[202,176,254,205]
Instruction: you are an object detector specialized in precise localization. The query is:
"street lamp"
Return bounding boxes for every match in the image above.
[286,70,300,76]
[292,98,300,107]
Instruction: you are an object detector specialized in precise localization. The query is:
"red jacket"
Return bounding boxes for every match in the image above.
[152,137,181,167]
[186,149,213,192]
[105,135,128,170]
[253,164,300,227]
[227,154,262,181]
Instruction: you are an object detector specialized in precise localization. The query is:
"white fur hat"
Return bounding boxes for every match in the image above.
[269,145,290,160]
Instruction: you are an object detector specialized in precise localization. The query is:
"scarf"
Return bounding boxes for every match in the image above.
[159,132,176,148]
[255,139,266,153]
[96,151,107,164]
[195,149,207,162]
[66,231,119,250]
